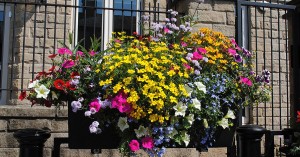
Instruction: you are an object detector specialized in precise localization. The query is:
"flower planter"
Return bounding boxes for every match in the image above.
[68,103,121,149]
[212,126,236,147]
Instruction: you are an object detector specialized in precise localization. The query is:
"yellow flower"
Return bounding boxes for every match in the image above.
[128,69,135,74]
[170,96,178,103]
[113,82,123,93]
[167,70,176,76]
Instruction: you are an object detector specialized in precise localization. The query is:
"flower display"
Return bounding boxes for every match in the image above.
[20,10,271,157]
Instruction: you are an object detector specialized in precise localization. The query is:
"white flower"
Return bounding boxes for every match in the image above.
[182,132,190,146]
[34,85,50,99]
[169,128,178,138]
[134,125,148,138]
[84,111,92,117]
[194,82,206,94]
[191,98,201,110]
[203,119,209,128]
[186,114,194,125]
[184,84,193,97]
[224,109,236,119]
[173,102,187,117]
[28,80,39,88]
[118,117,129,132]
[218,118,229,129]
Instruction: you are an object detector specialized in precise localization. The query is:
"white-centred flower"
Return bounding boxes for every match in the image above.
[184,84,193,97]
[224,109,236,119]
[134,125,148,138]
[34,84,50,99]
[118,117,129,132]
[191,98,201,110]
[194,82,206,94]
[186,114,194,125]
[182,132,190,146]
[28,80,40,88]
[218,118,229,129]
[173,102,187,117]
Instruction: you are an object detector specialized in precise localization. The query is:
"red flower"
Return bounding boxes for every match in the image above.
[297,111,300,123]
[53,79,65,90]
[19,91,26,100]
[65,81,76,90]
[44,100,52,108]
[70,72,80,78]
[48,54,57,59]
[48,66,56,72]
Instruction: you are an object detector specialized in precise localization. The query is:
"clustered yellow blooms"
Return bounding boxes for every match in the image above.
[188,28,237,71]
[97,33,192,123]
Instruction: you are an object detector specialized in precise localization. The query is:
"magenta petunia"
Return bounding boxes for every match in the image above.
[62,60,75,68]
[240,76,253,86]
[89,99,101,112]
[129,140,140,152]
[141,136,154,149]
[89,50,96,56]
[197,47,207,54]
[192,51,203,60]
[164,27,170,33]
[228,48,236,56]
[76,51,84,57]
[111,91,132,113]
[58,48,72,55]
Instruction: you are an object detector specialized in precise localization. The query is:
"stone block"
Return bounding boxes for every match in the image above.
[0,120,7,131]
[0,132,19,148]
[51,120,68,132]
[8,119,51,131]
[213,1,235,12]
[0,148,19,157]
[212,24,235,38]
[226,12,235,25]
[193,10,226,24]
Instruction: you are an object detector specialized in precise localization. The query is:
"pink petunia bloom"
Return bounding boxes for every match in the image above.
[192,51,203,60]
[142,136,154,149]
[129,140,140,152]
[76,51,84,57]
[58,48,72,55]
[164,27,170,33]
[240,76,253,86]
[111,91,132,113]
[89,99,101,112]
[197,47,207,54]
[183,63,191,70]
[89,50,96,56]
[62,60,75,68]
[230,38,241,50]
[181,41,187,47]
[228,48,237,56]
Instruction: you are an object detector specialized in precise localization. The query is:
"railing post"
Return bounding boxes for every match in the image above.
[236,125,266,157]
[13,128,51,157]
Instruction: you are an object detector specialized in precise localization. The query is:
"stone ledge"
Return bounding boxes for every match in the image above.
[0,105,67,118]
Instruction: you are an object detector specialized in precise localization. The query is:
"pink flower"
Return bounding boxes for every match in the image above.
[181,41,187,47]
[197,47,207,54]
[111,92,132,113]
[129,140,140,152]
[240,76,253,86]
[192,51,203,60]
[62,60,75,68]
[231,38,241,50]
[183,63,191,70]
[228,48,236,56]
[76,51,84,57]
[89,99,101,112]
[58,48,72,55]
[89,50,96,56]
[164,27,170,33]
[142,136,154,149]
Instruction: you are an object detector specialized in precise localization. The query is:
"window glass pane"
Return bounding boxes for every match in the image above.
[78,0,103,48]
[114,0,137,16]
[0,11,4,90]
[113,0,137,34]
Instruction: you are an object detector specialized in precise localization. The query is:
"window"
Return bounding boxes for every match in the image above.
[0,4,10,104]
[75,0,140,50]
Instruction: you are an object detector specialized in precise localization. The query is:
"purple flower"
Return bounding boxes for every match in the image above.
[71,101,82,112]
[85,111,92,117]
[165,18,170,22]
[171,18,177,22]
[194,70,200,75]
[235,54,243,63]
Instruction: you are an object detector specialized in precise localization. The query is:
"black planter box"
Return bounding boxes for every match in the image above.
[68,105,120,149]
